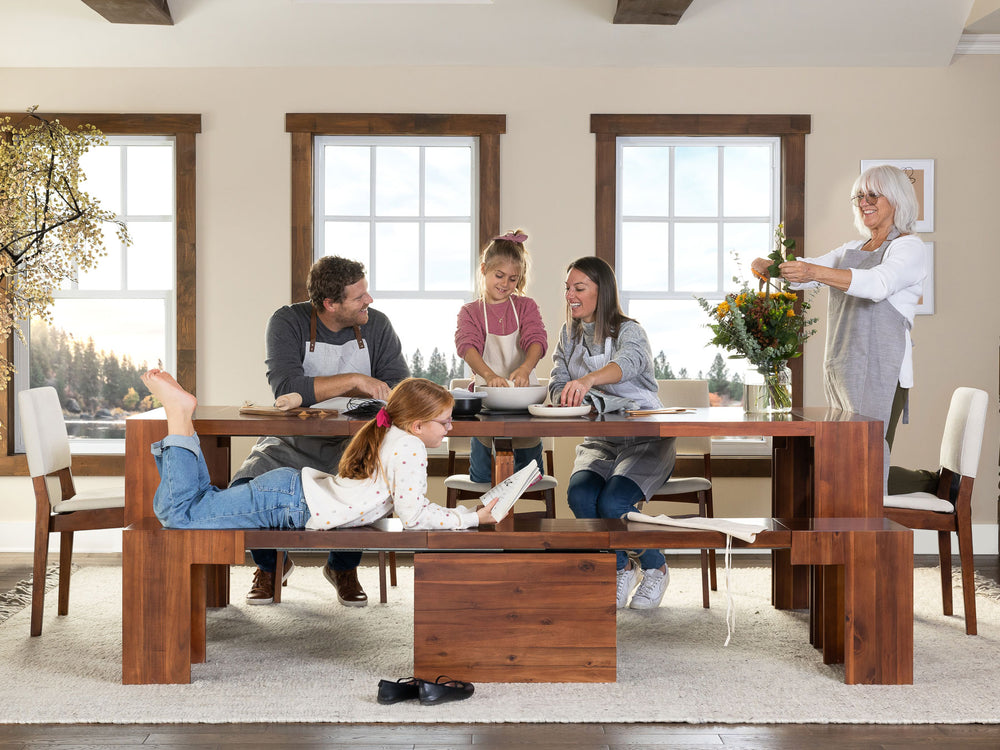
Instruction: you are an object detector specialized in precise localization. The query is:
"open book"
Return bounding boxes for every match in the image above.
[478,463,542,522]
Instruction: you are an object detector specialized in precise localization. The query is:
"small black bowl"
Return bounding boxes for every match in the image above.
[452,396,483,417]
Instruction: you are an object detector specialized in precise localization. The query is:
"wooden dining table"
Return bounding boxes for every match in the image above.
[122,403,894,684]
[124,403,882,609]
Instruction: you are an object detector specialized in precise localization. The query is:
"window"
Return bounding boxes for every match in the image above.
[287,114,505,387]
[617,136,781,403]
[592,114,810,457]
[314,135,478,382]
[0,113,200,474]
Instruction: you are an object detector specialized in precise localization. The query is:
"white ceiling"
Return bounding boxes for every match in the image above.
[0,0,992,69]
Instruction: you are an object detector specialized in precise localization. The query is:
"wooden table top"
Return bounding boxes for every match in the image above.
[128,404,880,439]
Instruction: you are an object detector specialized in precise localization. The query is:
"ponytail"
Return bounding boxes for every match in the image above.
[337,378,455,481]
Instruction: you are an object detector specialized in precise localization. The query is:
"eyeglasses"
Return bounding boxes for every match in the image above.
[428,417,452,429]
[850,191,883,207]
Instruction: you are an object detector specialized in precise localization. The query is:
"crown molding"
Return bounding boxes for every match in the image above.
[956,33,1000,54]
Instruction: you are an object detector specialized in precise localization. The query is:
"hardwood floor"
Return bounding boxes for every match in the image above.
[2,552,998,749]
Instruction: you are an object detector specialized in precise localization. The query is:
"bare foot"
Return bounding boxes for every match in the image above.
[142,369,197,435]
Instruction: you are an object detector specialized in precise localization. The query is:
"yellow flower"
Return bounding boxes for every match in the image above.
[716,301,730,316]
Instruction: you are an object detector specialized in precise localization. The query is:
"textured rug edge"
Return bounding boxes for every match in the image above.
[0,565,69,626]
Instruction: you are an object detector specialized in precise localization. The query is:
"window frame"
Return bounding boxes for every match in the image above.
[0,112,201,476]
[285,113,505,304]
[591,114,810,410]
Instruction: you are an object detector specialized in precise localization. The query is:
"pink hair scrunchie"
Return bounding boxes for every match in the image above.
[493,231,527,244]
[375,407,392,428]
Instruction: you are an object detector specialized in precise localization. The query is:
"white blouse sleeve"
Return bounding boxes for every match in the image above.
[387,435,479,530]
[845,235,926,303]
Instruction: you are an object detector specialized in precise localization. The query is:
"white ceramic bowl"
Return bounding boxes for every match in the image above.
[479,384,548,411]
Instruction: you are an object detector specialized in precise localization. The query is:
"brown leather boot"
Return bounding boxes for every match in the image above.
[245,556,294,605]
[323,564,368,607]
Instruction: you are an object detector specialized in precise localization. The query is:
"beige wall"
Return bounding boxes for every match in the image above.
[1,57,997,540]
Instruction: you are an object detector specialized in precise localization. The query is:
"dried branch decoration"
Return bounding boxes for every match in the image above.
[0,106,129,388]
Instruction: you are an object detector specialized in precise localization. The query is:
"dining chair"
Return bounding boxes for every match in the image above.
[18,386,125,636]
[637,379,717,608]
[443,378,558,520]
[883,386,988,635]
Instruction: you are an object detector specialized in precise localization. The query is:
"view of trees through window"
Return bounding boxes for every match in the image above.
[29,320,161,438]
[19,136,176,444]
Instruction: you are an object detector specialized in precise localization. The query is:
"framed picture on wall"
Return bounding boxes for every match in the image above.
[860,159,934,232]
[916,241,934,315]
[861,159,934,232]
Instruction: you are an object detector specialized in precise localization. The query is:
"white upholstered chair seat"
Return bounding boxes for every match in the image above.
[653,475,712,495]
[883,492,953,514]
[51,484,126,513]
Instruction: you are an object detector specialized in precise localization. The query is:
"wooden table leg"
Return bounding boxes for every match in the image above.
[492,437,516,532]
[771,436,812,610]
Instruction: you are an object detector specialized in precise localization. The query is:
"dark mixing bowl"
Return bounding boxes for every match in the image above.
[452,395,483,417]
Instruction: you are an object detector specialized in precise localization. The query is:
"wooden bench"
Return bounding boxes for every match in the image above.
[122,516,912,686]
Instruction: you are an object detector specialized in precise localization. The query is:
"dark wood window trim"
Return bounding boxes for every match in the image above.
[0,112,201,476]
[285,113,506,303]
[590,114,811,406]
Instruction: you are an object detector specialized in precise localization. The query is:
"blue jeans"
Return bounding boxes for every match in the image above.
[567,470,665,572]
[469,439,544,484]
[151,434,310,530]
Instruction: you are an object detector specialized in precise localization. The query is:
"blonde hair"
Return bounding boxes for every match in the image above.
[338,378,454,481]
[476,229,530,298]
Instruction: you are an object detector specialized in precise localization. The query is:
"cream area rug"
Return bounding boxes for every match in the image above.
[1,564,998,725]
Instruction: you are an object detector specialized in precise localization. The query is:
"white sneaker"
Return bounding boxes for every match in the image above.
[616,565,640,609]
[629,566,670,610]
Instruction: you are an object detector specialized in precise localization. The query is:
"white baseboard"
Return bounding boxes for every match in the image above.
[1,522,996,556]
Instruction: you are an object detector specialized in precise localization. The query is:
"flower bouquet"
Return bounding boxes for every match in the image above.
[697,225,816,412]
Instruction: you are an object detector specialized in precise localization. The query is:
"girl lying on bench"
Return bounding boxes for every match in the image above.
[142,369,498,531]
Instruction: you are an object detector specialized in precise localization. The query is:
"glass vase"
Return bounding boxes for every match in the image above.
[743,361,793,414]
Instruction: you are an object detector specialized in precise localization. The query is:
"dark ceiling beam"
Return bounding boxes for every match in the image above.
[80,0,173,25]
[613,0,694,25]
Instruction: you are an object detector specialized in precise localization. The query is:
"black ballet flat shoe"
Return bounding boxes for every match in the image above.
[418,675,475,705]
[376,676,422,705]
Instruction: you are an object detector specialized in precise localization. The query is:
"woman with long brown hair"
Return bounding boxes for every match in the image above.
[549,257,676,611]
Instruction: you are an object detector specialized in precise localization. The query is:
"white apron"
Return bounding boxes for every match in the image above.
[473,298,538,387]
[232,310,371,480]
[474,298,538,449]
[567,332,675,499]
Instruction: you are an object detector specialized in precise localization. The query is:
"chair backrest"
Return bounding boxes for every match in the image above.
[656,379,711,456]
[939,387,988,478]
[18,386,72,479]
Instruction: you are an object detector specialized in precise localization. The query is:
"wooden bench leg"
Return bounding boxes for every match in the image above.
[841,530,913,685]
[792,526,913,685]
[123,527,243,685]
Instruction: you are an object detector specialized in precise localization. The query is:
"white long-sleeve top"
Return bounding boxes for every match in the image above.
[301,426,479,530]
[791,233,926,388]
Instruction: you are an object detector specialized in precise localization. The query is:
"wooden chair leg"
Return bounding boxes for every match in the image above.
[58,531,74,616]
[446,487,458,509]
[378,551,388,604]
[937,530,953,616]
[389,551,397,587]
[30,513,50,637]
[956,513,977,635]
[705,491,718,591]
[699,548,710,608]
[544,488,556,519]
[272,550,285,604]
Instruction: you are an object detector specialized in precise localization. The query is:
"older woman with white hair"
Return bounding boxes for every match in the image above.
[751,164,925,492]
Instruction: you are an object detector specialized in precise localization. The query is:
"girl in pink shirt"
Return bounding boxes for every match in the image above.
[454,230,548,483]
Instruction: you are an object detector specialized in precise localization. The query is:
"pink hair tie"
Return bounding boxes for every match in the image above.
[375,408,392,428]
[493,231,527,244]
